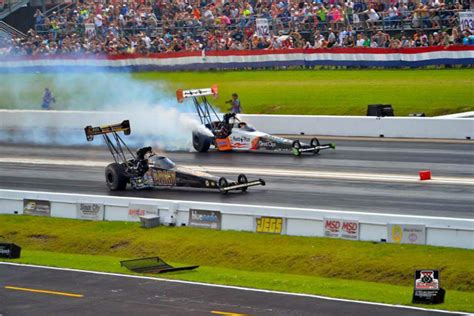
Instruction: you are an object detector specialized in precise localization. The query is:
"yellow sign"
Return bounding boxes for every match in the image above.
[391,225,403,243]
[256,217,283,234]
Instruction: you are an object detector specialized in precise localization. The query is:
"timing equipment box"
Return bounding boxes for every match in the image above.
[367,104,394,117]
[0,243,21,259]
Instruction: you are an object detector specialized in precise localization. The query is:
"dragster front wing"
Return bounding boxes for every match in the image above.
[296,143,336,153]
[220,179,266,193]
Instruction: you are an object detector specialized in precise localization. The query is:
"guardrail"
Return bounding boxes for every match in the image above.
[0,110,472,140]
[0,189,472,249]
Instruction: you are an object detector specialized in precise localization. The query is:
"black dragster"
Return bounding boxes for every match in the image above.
[84,120,265,194]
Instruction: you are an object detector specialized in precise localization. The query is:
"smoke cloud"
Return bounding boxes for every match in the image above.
[0,70,212,150]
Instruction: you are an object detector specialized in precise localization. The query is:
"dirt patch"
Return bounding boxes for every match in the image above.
[110,241,130,250]
[27,234,56,240]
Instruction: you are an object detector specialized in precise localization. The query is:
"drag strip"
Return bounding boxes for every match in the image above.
[0,157,472,185]
[0,140,473,218]
[0,263,464,316]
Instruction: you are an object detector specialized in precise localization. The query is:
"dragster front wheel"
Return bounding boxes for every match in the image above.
[310,137,321,154]
[238,174,248,192]
[218,177,229,195]
[292,140,301,157]
[105,163,128,191]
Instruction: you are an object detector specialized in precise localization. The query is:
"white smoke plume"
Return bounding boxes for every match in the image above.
[0,71,213,150]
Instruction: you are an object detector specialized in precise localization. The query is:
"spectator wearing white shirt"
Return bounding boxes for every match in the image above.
[385,5,399,29]
[356,33,365,47]
[363,7,380,28]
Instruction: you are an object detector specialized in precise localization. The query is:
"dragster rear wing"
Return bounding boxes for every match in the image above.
[176,85,218,103]
[84,120,131,141]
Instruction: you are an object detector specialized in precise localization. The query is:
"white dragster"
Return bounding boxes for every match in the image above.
[176,85,335,156]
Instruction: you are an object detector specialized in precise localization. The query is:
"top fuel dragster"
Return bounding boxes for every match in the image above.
[176,85,335,156]
[84,120,265,193]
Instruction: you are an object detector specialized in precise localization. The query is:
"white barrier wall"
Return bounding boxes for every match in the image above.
[1,189,473,249]
[0,110,473,139]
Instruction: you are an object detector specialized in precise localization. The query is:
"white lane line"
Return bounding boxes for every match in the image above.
[0,157,473,186]
[0,262,468,315]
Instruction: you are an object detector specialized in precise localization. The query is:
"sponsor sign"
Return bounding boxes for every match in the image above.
[387,224,426,245]
[412,270,445,304]
[459,11,474,31]
[323,218,359,240]
[128,204,158,221]
[256,216,284,234]
[76,203,104,221]
[188,209,221,230]
[415,270,439,290]
[256,18,270,37]
[23,199,51,216]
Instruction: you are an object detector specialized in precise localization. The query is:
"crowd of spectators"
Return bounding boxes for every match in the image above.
[0,0,473,56]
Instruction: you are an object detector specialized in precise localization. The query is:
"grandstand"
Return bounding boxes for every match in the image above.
[0,0,473,56]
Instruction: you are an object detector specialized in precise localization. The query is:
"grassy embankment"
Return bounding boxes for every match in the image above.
[0,69,472,116]
[0,215,473,312]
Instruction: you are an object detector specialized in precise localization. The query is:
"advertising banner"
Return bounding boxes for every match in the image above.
[323,218,359,240]
[128,204,158,221]
[412,270,445,304]
[459,11,474,31]
[188,209,222,230]
[387,224,426,245]
[256,216,284,234]
[76,203,104,221]
[23,199,51,216]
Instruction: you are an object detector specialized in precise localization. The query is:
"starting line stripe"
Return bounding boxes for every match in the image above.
[0,262,468,315]
[4,285,84,298]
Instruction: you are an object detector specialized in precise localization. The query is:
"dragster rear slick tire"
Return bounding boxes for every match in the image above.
[218,177,229,195]
[105,163,128,191]
[192,131,211,153]
[238,174,248,192]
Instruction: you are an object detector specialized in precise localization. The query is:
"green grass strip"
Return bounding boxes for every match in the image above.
[0,215,472,312]
[1,69,472,116]
[2,250,473,313]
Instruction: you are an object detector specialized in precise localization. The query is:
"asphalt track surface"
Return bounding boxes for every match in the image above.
[0,138,473,218]
[0,263,463,316]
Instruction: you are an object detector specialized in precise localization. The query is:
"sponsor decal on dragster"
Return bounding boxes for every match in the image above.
[215,137,232,151]
[152,170,176,186]
[255,135,293,151]
[231,135,252,149]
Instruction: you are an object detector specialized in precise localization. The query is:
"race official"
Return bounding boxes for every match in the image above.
[41,88,56,110]
[226,93,242,114]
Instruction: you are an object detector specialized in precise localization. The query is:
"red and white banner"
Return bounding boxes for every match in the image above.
[324,218,360,240]
[0,47,473,71]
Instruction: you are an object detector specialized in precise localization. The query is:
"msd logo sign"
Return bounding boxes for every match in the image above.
[324,218,359,240]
